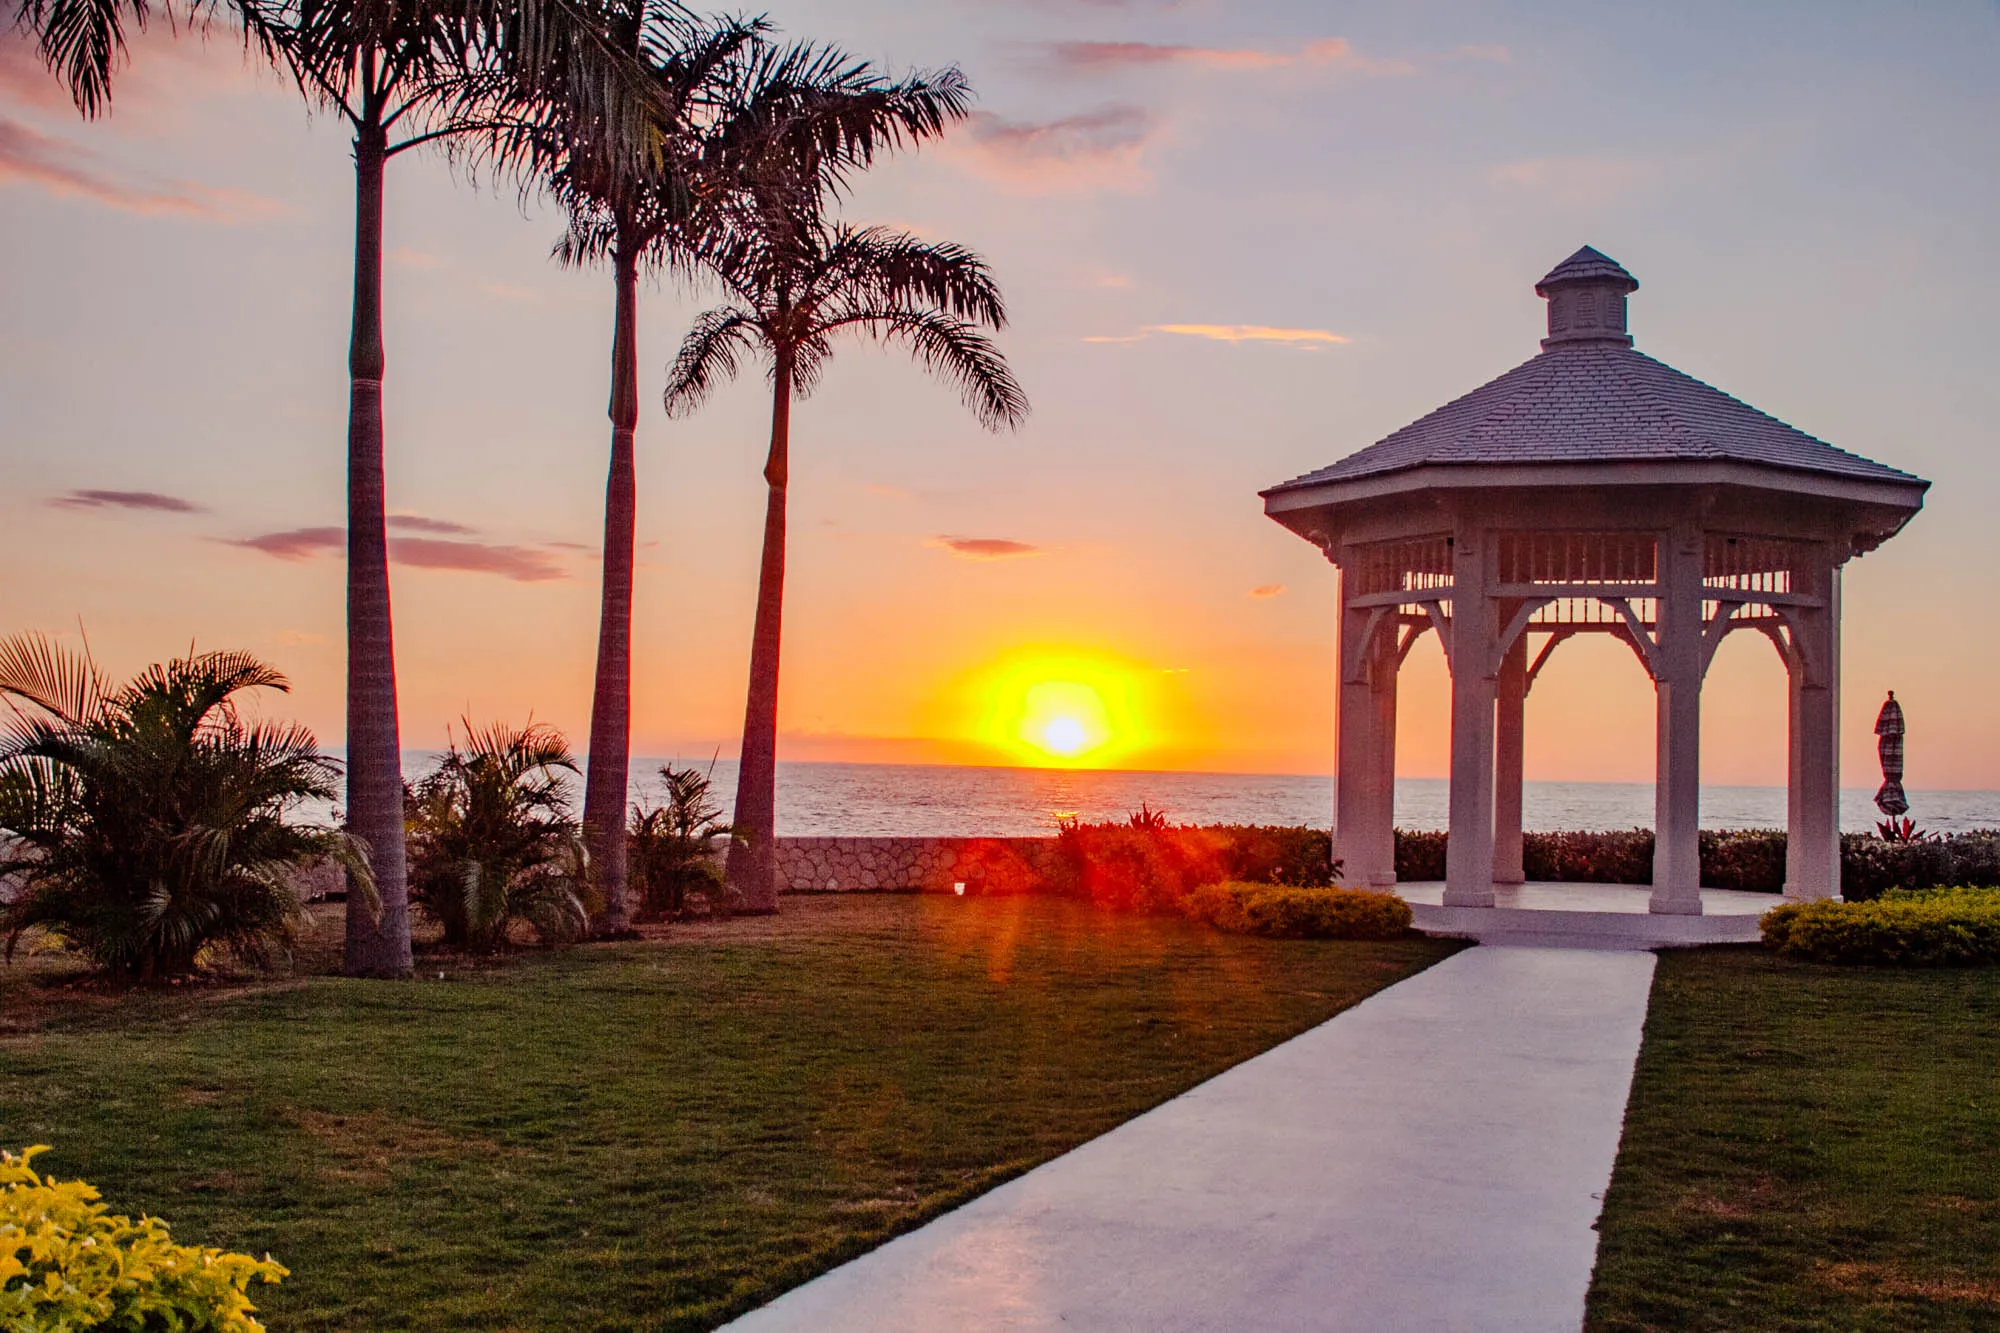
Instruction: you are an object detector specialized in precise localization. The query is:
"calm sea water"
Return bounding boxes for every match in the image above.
[562,759,1997,837]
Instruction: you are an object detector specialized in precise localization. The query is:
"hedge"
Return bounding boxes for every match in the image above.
[1760,888,2000,965]
[1393,828,2000,899]
[1182,882,1412,940]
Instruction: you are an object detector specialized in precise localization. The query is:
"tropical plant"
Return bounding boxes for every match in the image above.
[0,632,366,981]
[405,720,590,950]
[1,1145,288,1330]
[16,0,668,978]
[664,132,1027,911]
[627,762,729,919]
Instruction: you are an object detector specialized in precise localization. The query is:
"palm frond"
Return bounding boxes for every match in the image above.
[0,631,105,728]
[843,306,1029,431]
[662,305,758,416]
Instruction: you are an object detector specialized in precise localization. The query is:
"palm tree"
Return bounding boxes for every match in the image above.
[490,27,977,931]
[0,632,369,981]
[17,0,665,976]
[405,719,589,950]
[664,214,1028,911]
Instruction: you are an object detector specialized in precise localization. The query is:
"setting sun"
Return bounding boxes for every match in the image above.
[1021,681,1112,759]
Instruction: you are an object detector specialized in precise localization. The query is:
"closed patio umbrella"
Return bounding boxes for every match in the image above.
[1874,691,1908,817]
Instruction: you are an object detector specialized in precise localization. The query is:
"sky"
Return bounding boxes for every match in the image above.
[3,1,1998,788]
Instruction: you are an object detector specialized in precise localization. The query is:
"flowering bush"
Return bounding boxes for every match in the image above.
[1,1145,286,1331]
[1761,888,2000,965]
[1183,883,1411,940]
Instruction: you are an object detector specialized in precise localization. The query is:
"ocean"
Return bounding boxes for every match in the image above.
[583,759,2000,837]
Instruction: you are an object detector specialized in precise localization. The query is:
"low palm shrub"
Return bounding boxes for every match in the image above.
[1183,882,1412,940]
[0,634,365,980]
[628,764,732,920]
[2,1145,286,1330]
[1760,888,2000,965]
[406,722,590,951]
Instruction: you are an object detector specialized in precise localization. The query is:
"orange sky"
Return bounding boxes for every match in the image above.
[3,5,1998,789]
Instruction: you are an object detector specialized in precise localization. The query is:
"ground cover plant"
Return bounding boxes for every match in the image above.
[0,894,1455,1331]
[1760,888,2000,965]
[1,1145,287,1330]
[1586,947,2000,1331]
[1182,883,1411,940]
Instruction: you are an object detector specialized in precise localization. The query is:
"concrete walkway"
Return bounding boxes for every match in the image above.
[725,946,1657,1332]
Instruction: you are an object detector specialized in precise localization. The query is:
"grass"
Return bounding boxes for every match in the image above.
[1587,946,2000,1331]
[0,894,1456,1331]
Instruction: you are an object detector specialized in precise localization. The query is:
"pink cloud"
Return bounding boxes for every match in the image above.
[388,512,476,535]
[389,537,565,582]
[1249,584,1287,599]
[932,536,1044,560]
[0,114,287,220]
[229,526,345,560]
[226,527,568,582]
[941,105,1161,194]
[50,488,203,513]
[1043,38,1413,76]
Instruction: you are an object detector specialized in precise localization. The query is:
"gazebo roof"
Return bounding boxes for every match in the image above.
[1264,248,1924,497]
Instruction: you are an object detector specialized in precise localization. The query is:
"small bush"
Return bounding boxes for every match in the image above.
[628,764,731,920]
[1394,829,1449,882]
[1760,889,2000,965]
[1,1145,286,1330]
[1046,821,1228,914]
[1183,882,1412,940]
[1216,826,1336,887]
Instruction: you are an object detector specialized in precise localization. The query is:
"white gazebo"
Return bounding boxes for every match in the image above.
[1263,247,1927,923]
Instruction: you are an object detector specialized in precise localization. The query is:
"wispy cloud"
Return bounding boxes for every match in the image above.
[932,536,1044,560]
[50,488,203,514]
[865,483,916,500]
[0,114,287,221]
[227,527,568,582]
[1249,584,1287,599]
[1086,324,1349,350]
[1042,38,1413,77]
[390,247,441,270]
[391,537,564,582]
[941,105,1160,194]
[229,527,345,560]
[388,512,476,536]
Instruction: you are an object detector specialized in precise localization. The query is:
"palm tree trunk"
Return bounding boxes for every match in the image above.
[582,239,639,934]
[342,109,414,978]
[724,350,791,914]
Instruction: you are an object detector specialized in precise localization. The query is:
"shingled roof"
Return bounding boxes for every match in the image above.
[1266,248,1921,495]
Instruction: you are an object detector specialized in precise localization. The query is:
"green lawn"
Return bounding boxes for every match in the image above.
[1588,946,2000,1331]
[0,894,1455,1331]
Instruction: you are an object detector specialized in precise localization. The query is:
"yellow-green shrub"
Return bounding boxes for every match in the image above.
[1,1146,286,1331]
[1183,882,1412,940]
[1760,889,2000,965]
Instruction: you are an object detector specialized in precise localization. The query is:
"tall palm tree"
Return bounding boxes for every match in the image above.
[17,0,664,976]
[494,28,977,931]
[664,215,1027,911]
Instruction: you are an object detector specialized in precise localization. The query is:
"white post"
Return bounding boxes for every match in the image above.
[1333,566,1384,889]
[1651,523,1704,915]
[1494,628,1527,886]
[1368,627,1400,886]
[1785,555,1842,900]
[1445,524,1497,907]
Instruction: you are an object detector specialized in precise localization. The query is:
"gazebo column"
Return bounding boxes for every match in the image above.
[1365,625,1400,885]
[1333,580,1397,889]
[1493,631,1528,886]
[1651,524,1705,915]
[1785,556,1842,901]
[1445,527,1496,907]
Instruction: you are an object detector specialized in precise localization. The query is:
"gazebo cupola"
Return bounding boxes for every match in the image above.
[1262,247,1928,915]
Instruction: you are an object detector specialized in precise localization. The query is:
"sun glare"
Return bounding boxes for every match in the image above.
[1021,681,1111,760]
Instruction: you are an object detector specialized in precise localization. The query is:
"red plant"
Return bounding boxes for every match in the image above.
[1876,817,1930,844]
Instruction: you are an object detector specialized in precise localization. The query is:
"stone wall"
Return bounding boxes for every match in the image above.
[773,836,1059,894]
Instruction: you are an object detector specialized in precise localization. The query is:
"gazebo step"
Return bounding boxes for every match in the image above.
[1395,882,1773,949]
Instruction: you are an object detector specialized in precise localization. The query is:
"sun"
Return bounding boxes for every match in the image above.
[1020,681,1111,760]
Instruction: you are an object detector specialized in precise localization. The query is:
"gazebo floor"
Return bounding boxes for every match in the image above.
[1393,882,1773,949]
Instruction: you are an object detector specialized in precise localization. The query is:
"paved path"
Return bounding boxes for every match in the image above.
[725,946,1657,1332]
